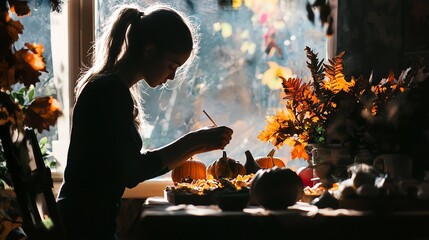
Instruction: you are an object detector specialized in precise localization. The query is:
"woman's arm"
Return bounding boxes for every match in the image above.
[151,125,233,170]
[90,76,233,185]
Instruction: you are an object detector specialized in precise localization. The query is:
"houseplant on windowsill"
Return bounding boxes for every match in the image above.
[1,0,63,238]
[258,46,429,186]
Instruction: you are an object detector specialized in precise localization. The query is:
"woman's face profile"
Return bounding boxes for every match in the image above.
[140,46,191,88]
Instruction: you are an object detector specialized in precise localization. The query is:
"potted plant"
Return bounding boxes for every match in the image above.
[258,46,429,184]
[1,0,63,238]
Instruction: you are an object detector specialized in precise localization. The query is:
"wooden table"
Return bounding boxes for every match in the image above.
[125,197,429,240]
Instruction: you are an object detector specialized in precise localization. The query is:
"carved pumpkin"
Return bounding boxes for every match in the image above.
[171,158,207,183]
[255,149,285,169]
[207,151,246,179]
[250,166,304,210]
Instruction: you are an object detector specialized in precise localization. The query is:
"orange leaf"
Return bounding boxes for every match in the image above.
[24,97,62,133]
[4,14,24,43]
[13,48,43,87]
[290,143,310,160]
[23,43,47,72]
[9,0,31,16]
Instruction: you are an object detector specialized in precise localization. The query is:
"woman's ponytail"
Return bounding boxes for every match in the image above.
[75,5,143,98]
[102,7,141,71]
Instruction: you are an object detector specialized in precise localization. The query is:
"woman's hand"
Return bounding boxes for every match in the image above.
[154,125,233,170]
[190,125,233,153]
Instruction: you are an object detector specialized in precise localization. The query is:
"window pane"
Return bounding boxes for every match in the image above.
[95,0,326,173]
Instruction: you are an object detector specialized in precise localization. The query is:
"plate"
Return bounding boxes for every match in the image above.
[164,190,214,205]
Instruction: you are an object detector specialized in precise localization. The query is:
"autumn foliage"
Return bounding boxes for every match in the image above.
[0,0,62,133]
[258,46,428,161]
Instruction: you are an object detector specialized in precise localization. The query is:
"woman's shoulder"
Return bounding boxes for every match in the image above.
[81,73,129,97]
[77,73,132,106]
[88,73,126,90]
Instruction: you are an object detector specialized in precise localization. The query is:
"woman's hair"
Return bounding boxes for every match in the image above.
[75,3,200,130]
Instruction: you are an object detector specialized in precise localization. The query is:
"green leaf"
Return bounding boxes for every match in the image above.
[39,136,48,146]
[39,136,48,155]
[11,92,25,105]
[27,85,35,102]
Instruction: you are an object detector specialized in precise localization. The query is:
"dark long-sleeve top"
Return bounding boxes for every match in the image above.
[57,73,168,239]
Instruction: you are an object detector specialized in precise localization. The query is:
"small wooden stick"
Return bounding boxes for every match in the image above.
[203,110,217,127]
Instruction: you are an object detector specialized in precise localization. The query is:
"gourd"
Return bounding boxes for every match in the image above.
[244,150,261,174]
[249,166,304,210]
[171,158,207,183]
[207,151,246,179]
[255,149,285,169]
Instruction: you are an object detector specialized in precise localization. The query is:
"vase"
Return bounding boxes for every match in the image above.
[309,143,353,186]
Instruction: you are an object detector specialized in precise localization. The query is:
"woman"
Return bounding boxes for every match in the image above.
[57,3,233,240]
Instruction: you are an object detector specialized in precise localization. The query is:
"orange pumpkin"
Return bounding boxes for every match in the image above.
[171,158,207,183]
[207,151,246,179]
[255,149,286,169]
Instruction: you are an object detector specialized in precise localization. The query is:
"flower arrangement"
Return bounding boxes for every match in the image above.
[258,46,429,163]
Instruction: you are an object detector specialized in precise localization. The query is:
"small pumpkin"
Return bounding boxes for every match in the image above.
[255,149,285,169]
[207,151,246,179]
[250,166,304,210]
[171,158,207,183]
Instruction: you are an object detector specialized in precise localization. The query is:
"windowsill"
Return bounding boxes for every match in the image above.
[51,171,172,199]
[123,178,173,199]
[51,171,64,182]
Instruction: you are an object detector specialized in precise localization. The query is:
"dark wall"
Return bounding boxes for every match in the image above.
[337,0,429,81]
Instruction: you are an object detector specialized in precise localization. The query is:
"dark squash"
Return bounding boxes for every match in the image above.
[249,166,303,210]
[207,151,246,179]
[244,150,261,174]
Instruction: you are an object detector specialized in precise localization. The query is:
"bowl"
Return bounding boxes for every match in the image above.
[213,189,250,211]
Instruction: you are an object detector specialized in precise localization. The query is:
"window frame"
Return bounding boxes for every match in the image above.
[51,0,94,174]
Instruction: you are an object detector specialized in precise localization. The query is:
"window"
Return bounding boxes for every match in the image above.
[4,0,330,198]
[95,0,327,177]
